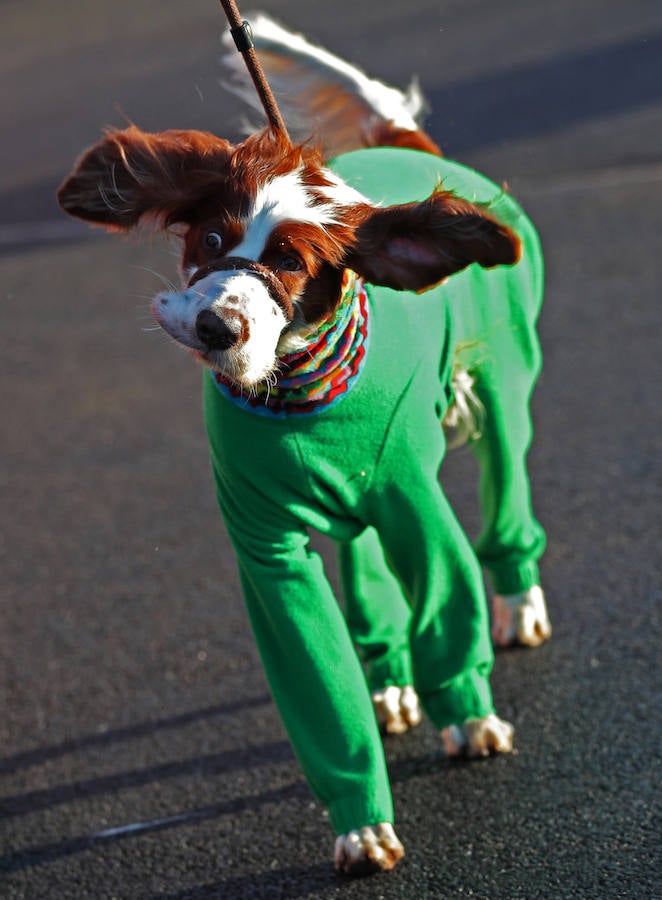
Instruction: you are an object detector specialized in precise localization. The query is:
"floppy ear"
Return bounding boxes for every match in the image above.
[344,187,521,292]
[57,125,234,231]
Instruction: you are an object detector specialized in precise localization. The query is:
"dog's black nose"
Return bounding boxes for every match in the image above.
[195,309,240,351]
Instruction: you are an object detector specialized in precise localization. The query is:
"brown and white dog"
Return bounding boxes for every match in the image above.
[57,14,550,875]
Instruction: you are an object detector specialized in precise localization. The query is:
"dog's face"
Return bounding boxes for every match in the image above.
[57,126,521,387]
[154,137,369,385]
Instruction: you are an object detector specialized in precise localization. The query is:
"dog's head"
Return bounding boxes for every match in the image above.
[57,125,520,387]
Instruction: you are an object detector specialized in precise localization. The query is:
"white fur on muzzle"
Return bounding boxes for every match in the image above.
[152,269,289,387]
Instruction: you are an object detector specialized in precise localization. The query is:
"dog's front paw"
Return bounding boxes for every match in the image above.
[441,713,514,758]
[334,822,404,876]
[372,685,422,734]
[492,585,551,648]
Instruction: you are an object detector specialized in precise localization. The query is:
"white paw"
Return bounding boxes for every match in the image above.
[334,822,405,875]
[372,685,422,734]
[492,585,552,648]
[441,713,514,758]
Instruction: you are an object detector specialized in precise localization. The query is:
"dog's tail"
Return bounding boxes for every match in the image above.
[220,13,441,158]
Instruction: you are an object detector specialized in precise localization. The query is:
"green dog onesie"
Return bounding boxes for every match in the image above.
[202,147,546,836]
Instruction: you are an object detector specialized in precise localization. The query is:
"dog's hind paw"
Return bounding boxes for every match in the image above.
[441,713,514,758]
[492,585,552,648]
[372,685,422,734]
[334,822,404,876]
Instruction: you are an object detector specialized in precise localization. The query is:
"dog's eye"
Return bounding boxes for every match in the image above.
[204,231,223,251]
[278,254,302,272]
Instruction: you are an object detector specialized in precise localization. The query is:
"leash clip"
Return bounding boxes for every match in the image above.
[230,20,254,52]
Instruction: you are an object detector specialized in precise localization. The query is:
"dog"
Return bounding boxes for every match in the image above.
[57,14,551,876]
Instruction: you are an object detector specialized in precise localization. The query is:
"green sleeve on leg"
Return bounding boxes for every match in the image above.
[339,527,414,690]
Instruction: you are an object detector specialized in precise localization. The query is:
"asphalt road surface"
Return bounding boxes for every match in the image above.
[1,1,660,897]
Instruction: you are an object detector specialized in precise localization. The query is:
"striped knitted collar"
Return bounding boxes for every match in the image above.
[211,270,369,416]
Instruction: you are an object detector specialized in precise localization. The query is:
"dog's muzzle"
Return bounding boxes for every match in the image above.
[187,256,295,321]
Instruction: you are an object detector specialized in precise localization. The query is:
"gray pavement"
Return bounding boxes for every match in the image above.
[1,1,661,897]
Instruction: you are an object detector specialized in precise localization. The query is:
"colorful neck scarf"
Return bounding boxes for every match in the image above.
[212,270,369,416]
